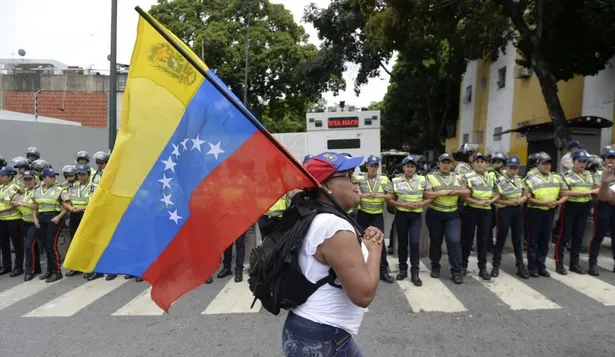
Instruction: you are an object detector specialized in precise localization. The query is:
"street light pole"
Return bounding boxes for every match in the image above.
[243,0,255,106]
[108,0,118,152]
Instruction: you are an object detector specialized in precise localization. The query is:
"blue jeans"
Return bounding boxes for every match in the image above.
[282,312,364,357]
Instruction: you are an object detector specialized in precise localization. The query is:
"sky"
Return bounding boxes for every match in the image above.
[0,0,395,107]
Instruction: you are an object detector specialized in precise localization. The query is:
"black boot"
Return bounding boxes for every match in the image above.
[106,274,117,281]
[452,272,463,284]
[380,271,394,284]
[479,268,491,281]
[538,268,551,277]
[410,271,422,287]
[569,264,586,275]
[217,267,232,278]
[588,264,600,277]
[396,270,408,281]
[490,265,500,278]
[430,267,440,279]
[556,264,567,275]
[516,264,530,279]
[234,268,243,283]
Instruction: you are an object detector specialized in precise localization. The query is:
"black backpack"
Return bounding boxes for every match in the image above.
[248,193,350,315]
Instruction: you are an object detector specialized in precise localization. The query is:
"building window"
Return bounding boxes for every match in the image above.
[480,77,487,89]
[445,122,457,138]
[327,139,361,150]
[476,131,484,144]
[462,133,469,144]
[497,67,506,89]
[464,85,472,103]
[494,126,502,141]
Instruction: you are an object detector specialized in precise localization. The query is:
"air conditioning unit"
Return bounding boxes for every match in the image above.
[517,67,533,78]
[347,105,356,112]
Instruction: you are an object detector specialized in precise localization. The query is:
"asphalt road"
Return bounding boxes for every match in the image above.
[1,249,615,357]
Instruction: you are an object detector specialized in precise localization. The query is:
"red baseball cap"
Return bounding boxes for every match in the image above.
[304,152,364,183]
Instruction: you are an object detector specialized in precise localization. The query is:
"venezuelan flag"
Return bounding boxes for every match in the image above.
[63,8,316,312]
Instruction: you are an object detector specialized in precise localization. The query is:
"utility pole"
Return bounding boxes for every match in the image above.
[243,0,255,105]
[108,0,118,152]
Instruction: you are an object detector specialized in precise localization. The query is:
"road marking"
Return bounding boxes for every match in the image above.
[112,286,164,316]
[23,278,128,317]
[467,257,561,311]
[388,257,466,313]
[202,278,261,314]
[0,278,60,311]
[545,258,615,306]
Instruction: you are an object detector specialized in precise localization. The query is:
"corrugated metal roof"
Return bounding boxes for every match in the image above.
[0,59,69,69]
[0,110,81,126]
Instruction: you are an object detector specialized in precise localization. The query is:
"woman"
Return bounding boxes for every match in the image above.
[12,170,42,281]
[282,152,384,357]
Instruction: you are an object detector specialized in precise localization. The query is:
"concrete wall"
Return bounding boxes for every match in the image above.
[0,120,108,169]
[581,58,615,147]
[458,61,478,145]
[485,42,516,154]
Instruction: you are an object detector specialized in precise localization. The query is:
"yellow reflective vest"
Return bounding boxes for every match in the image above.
[426,172,462,212]
[0,183,21,220]
[355,174,389,214]
[16,188,35,223]
[464,171,495,210]
[495,174,523,208]
[388,175,426,213]
[525,172,564,210]
[562,169,593,203]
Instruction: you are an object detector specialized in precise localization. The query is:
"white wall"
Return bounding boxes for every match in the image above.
[458,61,478,146]
[582,58,615,148]
[485,42,516,154]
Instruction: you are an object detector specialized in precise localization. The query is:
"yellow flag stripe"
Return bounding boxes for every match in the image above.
[64,15,204,272]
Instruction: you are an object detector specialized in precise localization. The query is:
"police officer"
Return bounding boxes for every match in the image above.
[61,165,78,188]
[0,156,6,168]
[385,155,430,286]
[524,153,568,277]
[33,168,73,283]
[11,157,32,188]
[217,233,247,282]
[355,155,394,283]
[588,148,615,276]
[453,144,473,176]
[13,170,42,281]
[555,151,595,275]
[460,153,499,280]
[424,153,469,284]
[65,164,95,277]
[25,147,41,162]
[492,155,530,278]
[92,151,110,184]
[76,151,98,177]
[489,152,507,178]
[0,166,24,277]
[31,159,51,176]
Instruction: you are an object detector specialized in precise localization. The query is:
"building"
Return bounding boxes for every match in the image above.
[445,42,615,165]
[0,59,127,129]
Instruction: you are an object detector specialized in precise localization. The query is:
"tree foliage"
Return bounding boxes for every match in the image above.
[495,0,615,149]
[305,0,510,154]
[149,0,344,132]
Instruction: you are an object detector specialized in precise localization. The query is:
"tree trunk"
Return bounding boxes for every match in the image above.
[531,56,572,153]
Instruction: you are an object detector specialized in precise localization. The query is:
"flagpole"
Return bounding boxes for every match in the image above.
[133,7,364,235]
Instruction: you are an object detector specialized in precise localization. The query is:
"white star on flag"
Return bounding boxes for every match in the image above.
[207,141,225,160]
[160,193,173,208]
[171,144,181,158]
[191,135,206,152]
[168,209,182,224]
[161,156,177,173]
[158,174,173,190]
[180,138,189,151]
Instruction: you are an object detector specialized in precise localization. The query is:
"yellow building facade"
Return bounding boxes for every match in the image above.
[445,42,615,165]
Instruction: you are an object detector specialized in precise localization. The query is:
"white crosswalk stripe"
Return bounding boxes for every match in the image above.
[387,256,466,313]
[23,278,127,317]
[1,253,615,318]
[544,258,615,306]
[202,278,261,315]
[112,287,164,316]
[466,256,561,311]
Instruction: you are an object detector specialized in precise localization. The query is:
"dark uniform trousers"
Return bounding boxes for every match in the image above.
[223,233,246,270]
[527,207,556,272]
[426,208,462,273]
[555,202,591,266]
[0,219,23,270]
[461,206,492,270]
[394,211,422,273]
[22,221,41,275]
[589,200,615,265]
[69,212,84,238]
[38,213,63,275]
[356,210,389,274]
[493,206,524,267]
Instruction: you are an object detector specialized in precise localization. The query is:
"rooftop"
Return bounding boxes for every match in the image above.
[0,109,82,126]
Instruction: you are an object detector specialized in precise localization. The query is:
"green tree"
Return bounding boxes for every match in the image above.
[494,0,615,150]
[149,0,344,132]
[305,0,510,154]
